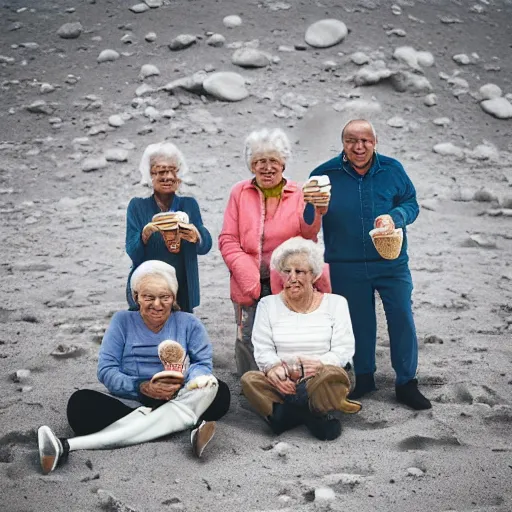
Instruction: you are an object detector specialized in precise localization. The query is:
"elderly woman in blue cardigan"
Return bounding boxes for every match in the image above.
[126,141,212,313]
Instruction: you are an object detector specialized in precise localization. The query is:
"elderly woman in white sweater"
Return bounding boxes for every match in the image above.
[241,237,362,441]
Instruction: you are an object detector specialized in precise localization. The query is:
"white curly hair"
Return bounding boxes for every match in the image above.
[244,128,292,171]
[130,260,178,299]
[271,237,324,278]
[139,141,189,187]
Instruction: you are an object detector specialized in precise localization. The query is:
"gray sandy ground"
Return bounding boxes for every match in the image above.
[0,0,511,511]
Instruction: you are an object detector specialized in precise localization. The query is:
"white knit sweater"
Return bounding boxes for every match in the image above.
[251,293,355,371]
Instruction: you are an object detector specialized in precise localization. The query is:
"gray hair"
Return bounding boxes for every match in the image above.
[139,142,189,187]
[271,237,324,278]
[244,128,292,171]
[130,260,179,299]
[341,119,377,142]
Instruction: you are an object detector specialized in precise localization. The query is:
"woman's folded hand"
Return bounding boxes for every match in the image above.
[374,214,395,234]
[298,357,324,378]
[179,223,200,243]
[139,379,181,401]
[142,223,160,244]
[266,364,296,395]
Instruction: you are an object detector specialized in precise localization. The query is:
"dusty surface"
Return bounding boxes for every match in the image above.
[1,0,512,511]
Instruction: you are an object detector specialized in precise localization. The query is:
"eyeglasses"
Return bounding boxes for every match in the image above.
[343,138,375,147]
[150,165,179,179]
[140,294,174,304]
[281,268,312,278]
[253,157,283,169]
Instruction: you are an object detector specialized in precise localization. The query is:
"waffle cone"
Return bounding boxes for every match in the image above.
[370,228,403,260]
[151,340,185,383]
[162,229,181,253]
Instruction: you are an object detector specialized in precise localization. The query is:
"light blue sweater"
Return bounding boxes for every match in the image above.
[97,311,213,401]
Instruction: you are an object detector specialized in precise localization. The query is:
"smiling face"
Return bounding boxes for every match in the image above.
[150,156,181,195]
[136,275,174,330]
[281,253,315,301]
[342,121,377,175]
[250,151,285,189]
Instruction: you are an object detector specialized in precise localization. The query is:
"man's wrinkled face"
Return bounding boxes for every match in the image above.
[342,122,376,174]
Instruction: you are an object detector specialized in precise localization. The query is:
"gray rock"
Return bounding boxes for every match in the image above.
[479,83,502,100]
[407,467,425,478]
[305,19,348,48]
[223,15,242,28]
[391,71,432,93]
[467,144,499,161]
[139,64,160,79]
[26,100,54,115]
[145,32,157,42]
[97,49,120,63]
[82,156,108,172]
[353,60,392,86]
[387,28,407,37]
[57,22,83,39]
[130,3,149,13]
[333,98,382,114]
[433,117,450,126]
[433,142,464,158]
[12,369,31,383]
[206,33,225,47]
[314,487,336,501]
[108,114,125,127]
[473,188,498,202]
[387,116,406,128]
[144,0,162,7]
[272,441,290,457]
[424,93,437,106]
[464,235,497,249]
[97,489,139,512]
[160,71,207,94]
[88,124,108,136]
[40,83,55,94]
[453,53,470,65]
[135,84,155,97]
[480,97,512,119]
[105,149,129,162]
[169,34,197,51]
[391,4,402,15]
[501,196,512,209]
[121,33,134,44]
[350,51,370,65]
[203,72,249,102]
[144,106,161,122]
[278,45,295,52]
[232,48,270,68]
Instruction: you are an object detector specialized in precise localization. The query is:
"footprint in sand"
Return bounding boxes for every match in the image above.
[398,434,462,451]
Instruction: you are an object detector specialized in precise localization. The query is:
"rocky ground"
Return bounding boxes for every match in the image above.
[1,0,511,511]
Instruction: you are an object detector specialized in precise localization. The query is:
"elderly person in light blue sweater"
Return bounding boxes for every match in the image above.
[126,141,212,312]
[37,261,230,475]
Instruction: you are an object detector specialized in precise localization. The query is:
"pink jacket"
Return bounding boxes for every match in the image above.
[219,178,330,306]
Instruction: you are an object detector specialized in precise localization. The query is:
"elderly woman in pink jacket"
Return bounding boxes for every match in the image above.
[219,128,329,376]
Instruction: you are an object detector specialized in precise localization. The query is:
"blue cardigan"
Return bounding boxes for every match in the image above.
[126,194,212,312]
[97,311,213,401]
[304,152,419,264]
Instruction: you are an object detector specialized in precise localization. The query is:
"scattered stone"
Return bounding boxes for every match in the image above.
[314,487,336,502]
[223,15,242,28]
[97,49,120,63]
[433,117,450,126]
[11,369,31,383]
[82,156,108,172]
[278,45,295,52]
[479,83,502,100]
[387,116,406,128]
[169,34,197,51]
[453,53,470,65]
[25,100,54,115]
[391,71,432,93]
[501,196,512,209]
[473,188,498,202]
[464,235,497,249]
[433,142,464,158]
[135,84,155,97]
[57,22,83,39]
[353,60,392,86]
[391,4,402,15]
[40,83,55,94]
[440,16,463,24]
[305,19,348,48]
[323,60,337,71]
[272,442,290,457]
[350,51,370,65]
[130,3,149,13]
[137,125,153,135]
[0,55,15,64]
[139,64,160,80]
[393,46,434,70]
[480,97,512,119]
[121,33,134,44]
[160,71,207,94]
[467,144,499,161]
[65,74,79,85]
[333,98,382,114]
[203,72,249,102]
[424,335,444,344]
[9,21,23,31]
[424,93,437,106]
[145,32,157,42]
[386,28,407,37]
[144,0,162,7]
[407,467,425,478]
[97,489,139,512]
[108,115,125,127]
[232,48,270,68]
[144,106,161,122]
[105,149,129,162]
[50,344,84,359]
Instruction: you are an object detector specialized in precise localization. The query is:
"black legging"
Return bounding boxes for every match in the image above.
[67,380,231,437]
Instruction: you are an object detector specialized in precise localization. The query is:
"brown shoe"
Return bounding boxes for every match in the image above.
[191,420,216,458]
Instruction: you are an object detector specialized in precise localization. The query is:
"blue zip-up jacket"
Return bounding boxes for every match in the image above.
[304,152,419,264]
[126,194,212,311]
[97,310,213,401]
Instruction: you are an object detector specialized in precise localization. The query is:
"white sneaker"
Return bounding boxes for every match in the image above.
[190,420,216,458]
[38,425,63,474]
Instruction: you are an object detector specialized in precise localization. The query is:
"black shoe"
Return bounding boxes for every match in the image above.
[267,402,304,435]
[349,373,376,400]
[396,379,432,410]
[304,412,342,441]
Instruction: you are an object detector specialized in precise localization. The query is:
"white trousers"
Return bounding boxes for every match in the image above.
[68,384,218,452]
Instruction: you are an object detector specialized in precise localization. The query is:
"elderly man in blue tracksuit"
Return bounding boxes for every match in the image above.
[304,119,431,410]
